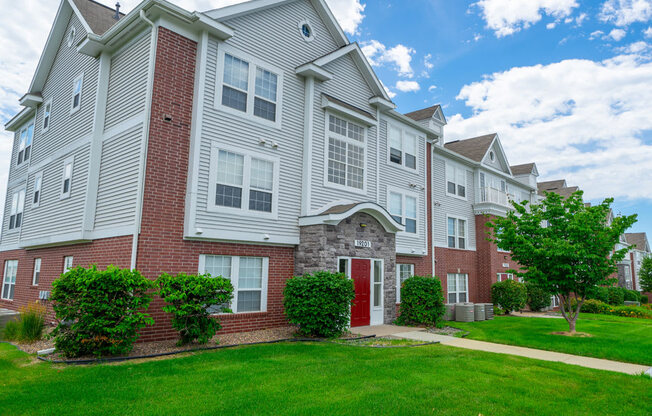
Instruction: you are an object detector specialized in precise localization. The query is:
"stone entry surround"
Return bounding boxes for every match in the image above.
[295,211,397,324]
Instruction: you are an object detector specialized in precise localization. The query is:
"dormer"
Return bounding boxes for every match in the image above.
[404,105,447,143]
[510,163,539,188]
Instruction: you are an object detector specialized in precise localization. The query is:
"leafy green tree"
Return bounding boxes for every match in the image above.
[640,256,652,293]
[488,191,636,333]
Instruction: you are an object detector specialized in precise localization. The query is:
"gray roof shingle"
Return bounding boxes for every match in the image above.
[625,233,650,252]
[444,133,496,162]
[73,0,123,35]
[510,163,536,176]
[404,105,442,121]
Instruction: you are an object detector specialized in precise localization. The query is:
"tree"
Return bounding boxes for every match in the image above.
[640,256,652,293]
[488,191,636,334]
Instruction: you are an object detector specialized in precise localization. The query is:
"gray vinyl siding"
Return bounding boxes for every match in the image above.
[104,31,151,131]
[482,142,508,172]
[0,182,27,248]
[310,53,378,211]
[32,14,98,166]
[378,118,428,254]
[20,144,91,242]
[194,0,341,240]
[7,119,35,184]
[93,124,144,230]
[432,155,477,250]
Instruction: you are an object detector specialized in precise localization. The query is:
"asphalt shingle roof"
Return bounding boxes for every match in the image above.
[73,0,123,35]
[404,105,442,121]
[444,134,496,162]
[625,233,650,252]
[510,163,536,176]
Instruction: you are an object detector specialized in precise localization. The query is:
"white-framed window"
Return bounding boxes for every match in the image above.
[200,255,269,313]
[446,163,467,199]
[373,260,383,309]
[298,19,315,42]
[17,122,34,166]
[8,189,25,231]
[551,295,559,308]
[388,189,418,234]
[2,260,18,300]
[67,27,76,47]
[447,273,468,303]
[215,46,283,127]
[325,113,366,192]
[388,125,417,170]
[208,144,280,218]
[60,156,74,199]
[43,98,52,133]
[32,171,43,208]
[396,263,414,303]
[71,74,83,114]
[32,258,41,286]
[497,273,523,283]
[63,256,74,273]
[447,216,467,249]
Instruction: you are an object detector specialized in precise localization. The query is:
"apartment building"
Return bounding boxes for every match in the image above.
[625,233,651,292]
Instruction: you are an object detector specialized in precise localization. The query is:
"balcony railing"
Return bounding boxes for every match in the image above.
[477,187,511,207]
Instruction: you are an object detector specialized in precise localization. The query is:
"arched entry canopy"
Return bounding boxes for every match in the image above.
[298,202,405,233]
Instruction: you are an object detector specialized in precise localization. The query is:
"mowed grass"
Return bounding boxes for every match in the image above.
[1,342,650,416]
[449,315,652,365]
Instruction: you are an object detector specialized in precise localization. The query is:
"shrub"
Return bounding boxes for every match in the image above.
[525,283,551,312]
[580,299,610,314]
[157,273,234,346]
[624,290,641,302]
[396,276,445,327]
[642,295,648,304]
[283,271,355,338]
[578,299,651,319]
[491,279,527,314]
[50,265,155,358]
[586,286,609,303]
[1,320,20,341]
[17,302,46,342]
[607,287,625,306]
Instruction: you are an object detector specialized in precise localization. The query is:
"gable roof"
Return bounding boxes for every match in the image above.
[404,105,446,124]
[511,163,537,176]
[537,179,567,192]
[625,233,650,252]
[73,0,123,35]
[444,133,497,162]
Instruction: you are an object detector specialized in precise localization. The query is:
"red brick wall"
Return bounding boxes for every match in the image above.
[434,246,479,303]
[0,236,133,320]
[134,27,295,341]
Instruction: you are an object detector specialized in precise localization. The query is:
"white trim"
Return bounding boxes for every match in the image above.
[447,273,469,303]
[186,229,299,246]
[320,95,376,126]
[1,260,18,300]
[7,187,26,232]
[445,160,468,201]
[300,76,315,217]
[207,143,281,220]
[70,73,84,115]
[63,256,74,273]
[295,63,332,81]
[42,98,53,133]
[18,225,136,250]
[386,121,420,173]
[199,254,269,314]
[371,258,384,325]
[59,155,74,200]
[322,111,368,195]
[396,263,414,304]
[32,171,43,208]
[32,258,42,286]
[26,134,90,174]
[446,215,468,250]
[386,186,420,236]
[299,201,404,233]
[214,43,284,130]
[298,19,315,42]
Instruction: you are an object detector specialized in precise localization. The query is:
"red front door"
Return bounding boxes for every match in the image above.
[350,259,371,327]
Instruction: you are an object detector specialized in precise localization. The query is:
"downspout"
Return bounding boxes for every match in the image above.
[431,143,436,277]
[131,9,157,269]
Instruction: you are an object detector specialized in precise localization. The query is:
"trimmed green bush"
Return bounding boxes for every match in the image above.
[491,279,527,314]
[642,295,648,304]
[580,299,610,314]
[607,287,625,306]
[624,289,641,302]
[396,276,445,327]
[157,273,234,346]
[586,286,609,303]
[51,265,155,358]
[525,283,551,312]
[283,271,355,338]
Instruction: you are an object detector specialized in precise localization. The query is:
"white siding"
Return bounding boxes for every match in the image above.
[104,32,151,131]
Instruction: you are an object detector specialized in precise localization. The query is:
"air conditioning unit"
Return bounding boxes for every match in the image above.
[38,291,50,300]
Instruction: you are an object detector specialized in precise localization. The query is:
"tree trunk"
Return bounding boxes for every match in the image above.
[568,318,576,334]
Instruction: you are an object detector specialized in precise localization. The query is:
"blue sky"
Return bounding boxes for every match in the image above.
[1,0,651,239]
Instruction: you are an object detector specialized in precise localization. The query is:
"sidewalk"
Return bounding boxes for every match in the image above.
[354,325,650,376]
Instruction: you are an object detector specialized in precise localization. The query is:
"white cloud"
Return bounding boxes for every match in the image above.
[428,85,438,92]
[645,26,652,37]
[618,40,650,52]
[599,0,652,26]
[423,54,434,70]
[608,28,628,40]
[546,22,557,29]
[361,40,415,78]
[473,33,483,41]
[395,80,421,92]
[446,52,652,202]
[575,12,588,25]
[589,30,605,39]
[473,0,579,37]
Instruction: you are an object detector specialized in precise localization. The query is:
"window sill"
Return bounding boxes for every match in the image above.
[323,181,367,196]
[387,160,419,175]
[213,104,282,131]
[205,204,278,220]
[446,192,468,201]
[212,310,268,318]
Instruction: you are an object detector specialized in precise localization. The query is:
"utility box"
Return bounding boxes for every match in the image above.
[455,303,475,322]
[474,303,486,321]
[443,304,455,321]
[484,303,494,320]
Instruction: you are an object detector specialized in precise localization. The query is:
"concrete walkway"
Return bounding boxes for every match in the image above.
[354,325,650,376]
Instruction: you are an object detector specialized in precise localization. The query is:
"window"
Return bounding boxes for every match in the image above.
[447,273,468,303]
[2,260,18,300]
[389,191,417,233]
[209,145,279,216]
[61,157,74,199]
[373,260,382,308]
[32,258,41,286]
[298,20,314,41]
[67,27,76,47]
[551,295,559,308]
[447,217,467,249]
[43,99,52,132]
[497,273,513,282]
[17,123,34,165]
[71,74,83,114]
[201,255,268,313]
[388,125,417,170]
[446,163,466,198]
[338,258,349,275]
[217,49,282,125]
[8,189,25,230]
[63,256,74,272]
[33,172,43,207]
[489,151,495,161]
[396,264,414,303]
[326,114,365,191]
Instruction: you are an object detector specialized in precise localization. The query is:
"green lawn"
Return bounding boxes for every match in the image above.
[449,315,652,365]
[1,342,650,415]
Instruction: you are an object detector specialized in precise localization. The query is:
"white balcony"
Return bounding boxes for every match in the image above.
[474,187,513,216]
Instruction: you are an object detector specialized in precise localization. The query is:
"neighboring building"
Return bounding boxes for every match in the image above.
[625,233,651,292]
